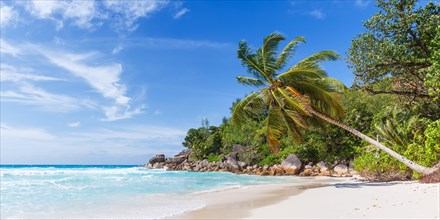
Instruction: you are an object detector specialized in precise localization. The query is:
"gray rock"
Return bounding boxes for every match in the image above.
[226,157,240,172]
[333,164,348,175]
[149,154,166,164]
[238,161,247,169]
[281,154,302,175]
[153,162,165,169]
[232,144,247,153]
[200,159,209,168]
[316,161,329,172]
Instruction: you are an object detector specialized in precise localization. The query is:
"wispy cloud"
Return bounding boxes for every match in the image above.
[68,121,80,128]
[0,4,18,28]
[310,9,325,19]
[4,1,192,32]
[39,49,145,120]
[22,0,99,30]
[101,105,144,121]
[1,83,96,112]
[1,39,142,120]
[103,0,169,32]
[41,51,129,105]
[173,8,189,19]
[1,64,62,82]
[355,0,371,8]
[112,43,125,55]
[0,123,55,140]
[10,0,173,32]
[0,38,21,56]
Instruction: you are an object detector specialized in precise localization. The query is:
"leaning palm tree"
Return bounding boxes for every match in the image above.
[232,32,436,176]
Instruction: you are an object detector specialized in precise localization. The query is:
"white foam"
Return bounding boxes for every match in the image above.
[0,167,149,176]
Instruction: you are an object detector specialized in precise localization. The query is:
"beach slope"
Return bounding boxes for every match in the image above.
[172,178,439,219]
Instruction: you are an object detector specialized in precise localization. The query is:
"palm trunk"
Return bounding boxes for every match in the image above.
[308,108,436,176]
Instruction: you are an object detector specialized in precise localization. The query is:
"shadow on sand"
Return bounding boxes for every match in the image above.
[330,182,398,188]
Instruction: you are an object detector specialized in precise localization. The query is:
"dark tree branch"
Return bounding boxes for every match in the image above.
[364,87,431,98]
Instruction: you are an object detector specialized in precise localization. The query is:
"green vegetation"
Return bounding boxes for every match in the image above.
[182,0,439,180]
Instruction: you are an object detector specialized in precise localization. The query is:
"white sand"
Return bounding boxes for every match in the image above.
[246,180,440,219]
[170,177,440,219]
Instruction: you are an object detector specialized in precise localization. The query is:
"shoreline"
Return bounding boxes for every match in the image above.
[168,177,440,219]
[166,176,344,219]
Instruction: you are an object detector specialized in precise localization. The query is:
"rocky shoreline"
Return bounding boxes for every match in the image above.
[144,148,357,177]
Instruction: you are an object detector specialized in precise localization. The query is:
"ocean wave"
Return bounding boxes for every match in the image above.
[0,167,149,177]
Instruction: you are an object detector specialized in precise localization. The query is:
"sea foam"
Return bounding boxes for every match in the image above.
[0,165,292,219]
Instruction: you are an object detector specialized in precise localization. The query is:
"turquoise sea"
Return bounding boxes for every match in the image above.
[0,165,295,219]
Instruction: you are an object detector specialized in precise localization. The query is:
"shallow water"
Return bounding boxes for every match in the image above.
[0,165,295,219]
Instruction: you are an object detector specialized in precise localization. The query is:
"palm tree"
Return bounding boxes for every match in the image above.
[231,32,436,176]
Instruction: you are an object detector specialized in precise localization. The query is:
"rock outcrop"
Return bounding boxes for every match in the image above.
[280,154,302,175]
[144,151,357,177]
[149,154,165,164]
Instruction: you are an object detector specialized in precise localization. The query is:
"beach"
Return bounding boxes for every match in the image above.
[171,177,440,219]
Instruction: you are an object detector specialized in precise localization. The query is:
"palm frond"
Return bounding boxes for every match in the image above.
[266,105,285,154]
[291,50,339,70]
[275,36,305,70]
[231,92,266,126]
[375,119,407,147]
[277,87,309,115]
[261,33,285,78]
[271,89,308,140]
[321,77,347,93]
[237,41,270,82]
[281,110,304,144]
[278,68,327,85]
[236,76,266,87]
[294,79,344,118]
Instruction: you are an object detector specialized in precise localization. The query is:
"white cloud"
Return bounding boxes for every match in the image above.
[25,0,66,19]
[112,43,124,55]
[154,110,162,116]
[173,8,189,19]
[63,1,98,29]
[68,121,80,128]
[0,4,18,28]
[53,36,65,45]
[23,0,98,29]
[0,123,55,140]
[103,0,169,31]
[355,0,371,8]
[19,0,169,31]
[0,38,21,56]
[42,51,130,105]
[39,49,145,120]
[1,38,143,120]
[1,83,96,112]
[310,9,325,19]
[5,1,191,32]
[102,105,144,121]
[0,64,61,82]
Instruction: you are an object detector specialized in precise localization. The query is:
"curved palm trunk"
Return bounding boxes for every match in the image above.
[308,108,436,176]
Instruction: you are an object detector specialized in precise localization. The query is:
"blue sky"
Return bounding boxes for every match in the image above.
[1,0,377,165]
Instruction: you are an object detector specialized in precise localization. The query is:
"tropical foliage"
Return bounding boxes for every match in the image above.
[182,0,439,181]
[348,0,440,106]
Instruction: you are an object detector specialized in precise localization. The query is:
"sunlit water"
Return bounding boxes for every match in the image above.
[0,165,298,219]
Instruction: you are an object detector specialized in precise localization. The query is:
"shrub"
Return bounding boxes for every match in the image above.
[354,119,440,180]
